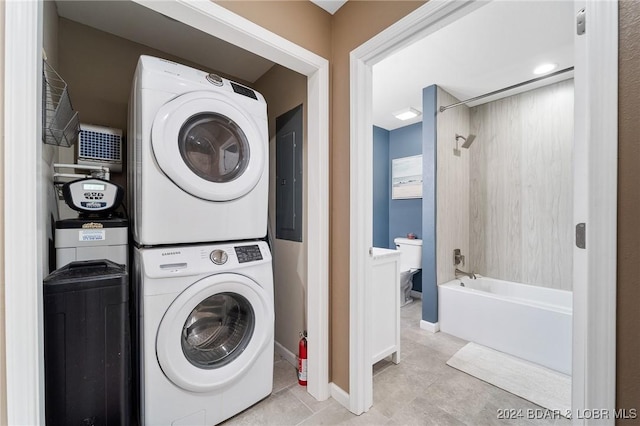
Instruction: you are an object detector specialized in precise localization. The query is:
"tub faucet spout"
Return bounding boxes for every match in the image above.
[455,268,476,279]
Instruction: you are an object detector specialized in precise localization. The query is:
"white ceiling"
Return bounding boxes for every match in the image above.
[55,0,276,83]
[373,1,576,130]
[310,0,348,14]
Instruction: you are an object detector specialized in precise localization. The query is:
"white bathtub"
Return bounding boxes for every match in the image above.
[438,276,572,375]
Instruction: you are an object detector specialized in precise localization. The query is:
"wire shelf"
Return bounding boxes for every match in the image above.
[42,60,80,147]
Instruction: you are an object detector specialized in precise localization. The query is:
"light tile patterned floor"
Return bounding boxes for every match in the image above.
[222,301,571,425]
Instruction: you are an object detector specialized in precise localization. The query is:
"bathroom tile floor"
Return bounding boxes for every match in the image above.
[222,300,571,425]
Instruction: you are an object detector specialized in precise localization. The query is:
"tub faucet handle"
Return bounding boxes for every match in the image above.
[453,249,465,266]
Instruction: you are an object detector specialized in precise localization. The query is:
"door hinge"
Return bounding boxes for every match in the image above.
[576,223,586,249]
[577,8,586,35]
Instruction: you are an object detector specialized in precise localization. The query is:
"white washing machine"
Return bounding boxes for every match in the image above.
[134,241,274,425]
[128,55,268,246]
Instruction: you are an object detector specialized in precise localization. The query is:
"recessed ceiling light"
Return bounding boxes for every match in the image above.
[533,63,558,75]
[393,107,421,121]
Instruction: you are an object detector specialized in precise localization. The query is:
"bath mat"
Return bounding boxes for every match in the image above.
[446,342,571,414]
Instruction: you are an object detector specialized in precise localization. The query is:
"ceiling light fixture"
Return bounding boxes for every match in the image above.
[533,63,558,75]
[393,107,422,121]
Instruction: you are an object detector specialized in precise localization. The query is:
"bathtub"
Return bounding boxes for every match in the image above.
[438,276,572,375]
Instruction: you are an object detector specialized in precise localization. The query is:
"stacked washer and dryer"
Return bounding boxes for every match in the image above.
[128,56,274,426]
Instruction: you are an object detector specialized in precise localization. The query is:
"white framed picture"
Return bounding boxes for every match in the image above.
[392,154,423,199]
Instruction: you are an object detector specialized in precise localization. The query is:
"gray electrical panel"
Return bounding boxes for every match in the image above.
[275,104,303,242]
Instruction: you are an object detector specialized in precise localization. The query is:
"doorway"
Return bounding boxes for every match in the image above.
[349,0,617,418]
[3,1,330,423]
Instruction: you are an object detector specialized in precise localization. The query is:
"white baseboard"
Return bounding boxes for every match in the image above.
[330,382,350,410]
[275,340,297,367]
[410,290,422,299]
[420,320,440,333]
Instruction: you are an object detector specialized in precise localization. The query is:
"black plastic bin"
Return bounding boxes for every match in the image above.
[43,260,131,426]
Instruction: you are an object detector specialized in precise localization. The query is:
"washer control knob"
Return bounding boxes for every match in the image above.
[206,73,223,86]
[210,249,228,265]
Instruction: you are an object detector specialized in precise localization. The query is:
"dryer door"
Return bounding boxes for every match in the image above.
[151,91,265,201]
[156,273,273,392]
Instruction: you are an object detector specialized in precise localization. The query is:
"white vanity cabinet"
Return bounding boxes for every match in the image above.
[371,248,401,364]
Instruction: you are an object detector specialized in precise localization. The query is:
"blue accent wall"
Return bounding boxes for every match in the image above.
[372,126,390,248]
[372,93,437,321]
[388,122,423,246]
[422,85,438,324]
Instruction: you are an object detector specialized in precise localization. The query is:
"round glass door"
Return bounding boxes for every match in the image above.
[181,292,255,369]
[178,114,250,183]
[151,92,266,201]
[156,273,273,392]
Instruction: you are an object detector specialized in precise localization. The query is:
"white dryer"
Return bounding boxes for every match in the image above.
[134,241,274,426]
[128,56,268,245]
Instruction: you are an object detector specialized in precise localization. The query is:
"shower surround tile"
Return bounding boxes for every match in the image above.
[519,82,574,289]
[436,88,470,285]
[468,80,574,290]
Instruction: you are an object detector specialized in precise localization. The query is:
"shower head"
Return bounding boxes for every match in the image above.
[462,134,475,148]
[455,134,476,149]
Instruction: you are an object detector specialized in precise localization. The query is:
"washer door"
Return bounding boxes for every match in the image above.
[156,273,273,392]
[151,91,265,201]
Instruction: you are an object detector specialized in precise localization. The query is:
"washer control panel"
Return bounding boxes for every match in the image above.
[234,245,263,263]
[145,241,271,280]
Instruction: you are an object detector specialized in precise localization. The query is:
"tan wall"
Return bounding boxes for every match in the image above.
[43,1,59,69]
[0,1,6,424]
[215,1,331,60]
[617,1,640,419]
[329,0,425,391]
[253,65,308,357]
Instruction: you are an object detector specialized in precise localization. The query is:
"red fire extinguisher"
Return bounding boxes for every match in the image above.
[298,331,307,386]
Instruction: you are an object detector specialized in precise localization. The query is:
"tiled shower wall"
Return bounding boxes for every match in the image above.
[436,88,470,285]
[468,80,574,290]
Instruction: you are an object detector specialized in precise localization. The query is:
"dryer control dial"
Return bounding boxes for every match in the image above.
[209,249,228,265]
[206,73,223,86]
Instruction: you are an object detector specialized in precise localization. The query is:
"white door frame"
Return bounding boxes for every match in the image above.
[3,1,46,424]
[3,1,330,423]
[349,0,617,419]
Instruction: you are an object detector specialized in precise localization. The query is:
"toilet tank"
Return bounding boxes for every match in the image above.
[394,237,423,271]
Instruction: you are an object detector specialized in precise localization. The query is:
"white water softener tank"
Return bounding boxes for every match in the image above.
[55,218,128,268]
[394,237,423,306]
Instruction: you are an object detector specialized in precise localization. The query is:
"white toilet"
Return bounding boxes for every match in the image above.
[394,237,423,306]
